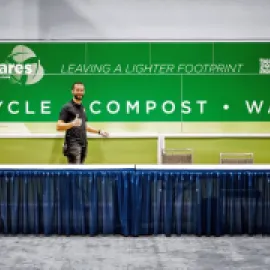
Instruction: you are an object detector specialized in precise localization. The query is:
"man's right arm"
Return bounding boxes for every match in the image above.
[56,120,73,131]
[56,106,73,131]
[56,106,81,131]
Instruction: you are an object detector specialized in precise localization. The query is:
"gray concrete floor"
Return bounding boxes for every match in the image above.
[0,236,269,270]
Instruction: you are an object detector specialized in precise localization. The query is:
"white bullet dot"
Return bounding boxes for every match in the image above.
[223,104,229,110]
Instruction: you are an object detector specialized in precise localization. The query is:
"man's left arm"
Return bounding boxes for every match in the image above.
[86,125,109,137]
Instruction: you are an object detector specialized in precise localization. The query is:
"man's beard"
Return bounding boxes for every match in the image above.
[74,95,83,100]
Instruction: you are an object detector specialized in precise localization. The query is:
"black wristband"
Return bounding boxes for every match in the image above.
[98,130,101,135]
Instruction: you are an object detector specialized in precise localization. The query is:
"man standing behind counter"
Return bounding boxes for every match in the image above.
[56,82,109,164]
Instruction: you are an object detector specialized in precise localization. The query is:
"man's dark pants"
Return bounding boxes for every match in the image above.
[66,143,87,164]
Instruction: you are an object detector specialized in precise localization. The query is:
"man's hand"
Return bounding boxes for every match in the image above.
[72,114,82,127]
[99,130,109,137]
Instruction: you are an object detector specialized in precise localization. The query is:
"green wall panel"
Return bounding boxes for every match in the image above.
[0,138,157,164]
[166,138,270,164]
[0,138,270,164]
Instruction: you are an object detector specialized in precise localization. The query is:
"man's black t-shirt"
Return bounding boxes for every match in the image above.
[59,100,88,146]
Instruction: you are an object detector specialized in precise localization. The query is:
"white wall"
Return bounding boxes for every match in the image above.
[0,0,270,40]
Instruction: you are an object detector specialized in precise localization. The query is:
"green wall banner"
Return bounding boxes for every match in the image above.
[0,42,270,133]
